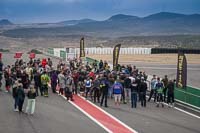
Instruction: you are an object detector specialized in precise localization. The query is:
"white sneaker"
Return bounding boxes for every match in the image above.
[14,109,19,112]
[5,90,8,93]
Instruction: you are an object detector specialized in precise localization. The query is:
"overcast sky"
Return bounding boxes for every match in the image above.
[1,0,200,23]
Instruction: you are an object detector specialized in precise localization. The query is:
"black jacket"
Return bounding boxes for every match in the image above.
[139,81,147,93]
[27,91,37,99]
[167,82,174,94]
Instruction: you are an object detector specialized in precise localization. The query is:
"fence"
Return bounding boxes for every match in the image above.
[72,47,152,55]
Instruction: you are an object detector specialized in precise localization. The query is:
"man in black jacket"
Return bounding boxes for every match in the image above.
[167,80,175,107]
[139,77,147,107]
[100,74,109,107]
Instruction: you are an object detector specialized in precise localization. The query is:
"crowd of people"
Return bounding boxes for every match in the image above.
[0,56,175,115]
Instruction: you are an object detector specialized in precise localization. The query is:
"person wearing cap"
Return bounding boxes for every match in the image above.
[138,77,147,107]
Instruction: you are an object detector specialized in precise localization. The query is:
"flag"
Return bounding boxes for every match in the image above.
[29,53,36,59]
[176,51,187,89]
[14,52,23,58]
[80,37,85,57]
[113,44,121,71]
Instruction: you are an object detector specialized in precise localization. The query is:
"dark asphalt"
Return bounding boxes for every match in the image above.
[0,91,106,133]
[0,53,199,133]
[93,98,200,133]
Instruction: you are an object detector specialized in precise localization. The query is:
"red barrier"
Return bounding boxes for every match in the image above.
[29,53,36,59]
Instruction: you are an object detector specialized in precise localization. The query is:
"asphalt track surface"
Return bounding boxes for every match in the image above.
[0,53,200,133]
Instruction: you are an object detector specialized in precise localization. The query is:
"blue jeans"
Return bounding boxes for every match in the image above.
[131,92,137,108]
[14,97,18,109]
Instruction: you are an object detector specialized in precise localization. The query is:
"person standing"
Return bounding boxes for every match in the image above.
[41,71,50,97]
[4,67,12,93]
[148,75,157,102]
[93,77,101,103]
[155,77,164,107]
[16,83,25,113]
[85,77,92,99]
[26,85,37,115]
[162,75,169,102]
[138,77,147,107]
[124,75,131,103]
[100,75,109,107]
[58,71,66,95]
[167,80,175,107]
[65,75,74,101]
[0,59,3,90]
[34,70,41,96]
[112,80,123,107]
[130,78,138,108]
[12,80,19,111]
[51,70,58,93]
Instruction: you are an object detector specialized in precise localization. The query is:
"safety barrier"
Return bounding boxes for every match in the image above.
[175,86,200,108]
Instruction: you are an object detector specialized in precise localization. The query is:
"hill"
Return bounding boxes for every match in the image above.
[1,12,200,38]
[0,19,13,26]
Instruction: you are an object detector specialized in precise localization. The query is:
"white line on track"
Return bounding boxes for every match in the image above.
[138,66,200,70]
[78,95,138,133]
[146,96,200,119]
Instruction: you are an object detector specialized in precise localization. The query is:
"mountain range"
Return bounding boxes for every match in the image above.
[1,12,200,38]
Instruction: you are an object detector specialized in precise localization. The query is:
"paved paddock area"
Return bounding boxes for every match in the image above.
[0,53,199,133]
